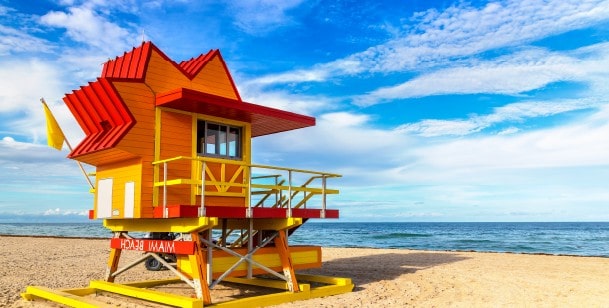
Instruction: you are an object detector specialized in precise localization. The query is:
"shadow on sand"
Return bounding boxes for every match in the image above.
[299,250,469,291]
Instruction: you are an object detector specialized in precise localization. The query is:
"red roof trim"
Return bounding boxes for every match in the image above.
[64,78,136,158]
[213,51,242,101]
[156,88,315,137]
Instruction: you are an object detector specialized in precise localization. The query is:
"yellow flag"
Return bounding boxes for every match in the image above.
[42,101,65,150]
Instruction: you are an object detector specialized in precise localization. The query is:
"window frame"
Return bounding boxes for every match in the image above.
[197,120,242,160]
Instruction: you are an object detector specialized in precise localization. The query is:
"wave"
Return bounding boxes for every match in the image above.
[370,232,433,239]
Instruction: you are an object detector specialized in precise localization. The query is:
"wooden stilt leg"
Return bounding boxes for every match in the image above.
[190,232,212,304]
[275,229,299,292]
[105,233,123,282]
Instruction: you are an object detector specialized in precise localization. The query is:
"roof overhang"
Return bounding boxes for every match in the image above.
[155,88,315,137]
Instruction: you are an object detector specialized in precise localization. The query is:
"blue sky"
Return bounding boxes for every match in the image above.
[1,0,609,222]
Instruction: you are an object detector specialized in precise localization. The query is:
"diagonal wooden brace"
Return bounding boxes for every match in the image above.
[190,232,212,304]
[275,229,299,292]
[105,232,124,282]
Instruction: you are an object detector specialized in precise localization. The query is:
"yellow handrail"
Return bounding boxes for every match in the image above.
[152,155,340,215]
[152,156,342,178]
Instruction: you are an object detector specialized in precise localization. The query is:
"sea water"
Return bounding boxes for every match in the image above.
[1,222,608,257]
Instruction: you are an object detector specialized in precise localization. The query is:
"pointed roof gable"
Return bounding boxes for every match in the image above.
[178,49,215,77]
[100,42,240,98]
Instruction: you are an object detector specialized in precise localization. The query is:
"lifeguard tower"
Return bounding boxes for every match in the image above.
[22,42,353,307]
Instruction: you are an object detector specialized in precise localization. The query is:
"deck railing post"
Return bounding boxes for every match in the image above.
[163,162,168,218]
[247,218,253,278]
[274,175,278,208]
[303,180,306,209]
[206,229,213,285]
[321,175,327,219]
[278,174,283,207]
[200,160,206,217]
[287,170,292,217]
[247,165,252,218]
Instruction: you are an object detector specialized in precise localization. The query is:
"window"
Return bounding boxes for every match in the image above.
[197,120,242,159]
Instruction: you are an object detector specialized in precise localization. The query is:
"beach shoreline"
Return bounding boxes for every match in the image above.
[3,235,609,307]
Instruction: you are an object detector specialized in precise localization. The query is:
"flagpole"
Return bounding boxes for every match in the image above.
[41,98,95,190]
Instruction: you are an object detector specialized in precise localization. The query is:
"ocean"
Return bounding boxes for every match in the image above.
[1,222,608,257]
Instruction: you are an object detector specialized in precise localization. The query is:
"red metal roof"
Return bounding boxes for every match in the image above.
[100,42,237,90]
[155,88,315,137]
[102,42,152,80]
[63,78,136,158]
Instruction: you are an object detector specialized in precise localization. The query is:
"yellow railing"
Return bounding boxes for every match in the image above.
[151,156,341,218]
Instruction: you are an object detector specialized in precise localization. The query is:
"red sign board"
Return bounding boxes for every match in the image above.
[110,238,195,255]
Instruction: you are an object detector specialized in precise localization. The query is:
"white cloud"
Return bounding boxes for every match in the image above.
[224,0,306,35]
[39,6,135,54]
[0,59,64,114]
[396,98,602,137]
[319,112,370,127]
[249,0,609,85]
[346,0,609,74]
[0,24,53,55]
[58,0,139,14]
[239,84,336,115]
[253,110,413,174]
[497,127,520,135]
[0,137,67,164]
[246,68,329,86]
[356,44,609,105]
[0,136,34,150]
[43,208,88,216]
[369,106,609,220]
[252,105,609,221]
[0,58,85,146]
[407,105,609,174]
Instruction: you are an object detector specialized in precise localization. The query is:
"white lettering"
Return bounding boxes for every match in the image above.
[145,240,176,253]
[119,239,144,251]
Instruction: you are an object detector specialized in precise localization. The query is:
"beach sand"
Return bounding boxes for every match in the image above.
[2,235,609,307]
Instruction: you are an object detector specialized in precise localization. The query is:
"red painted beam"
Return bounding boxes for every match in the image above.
[110,238,195,255]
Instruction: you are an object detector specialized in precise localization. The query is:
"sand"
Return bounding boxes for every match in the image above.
[2,235,609,307]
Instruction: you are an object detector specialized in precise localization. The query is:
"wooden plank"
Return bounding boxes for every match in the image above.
[89,280,203,308]
[22,286,113,308]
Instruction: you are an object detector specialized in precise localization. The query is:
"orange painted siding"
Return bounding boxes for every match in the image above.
[145,51,190,93]
[113,82,155,158]
[111,82,156,215]
[190,56,239,100]
[159,110,193,205]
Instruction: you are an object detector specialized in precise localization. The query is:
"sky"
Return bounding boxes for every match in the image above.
[1,0,609,222]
